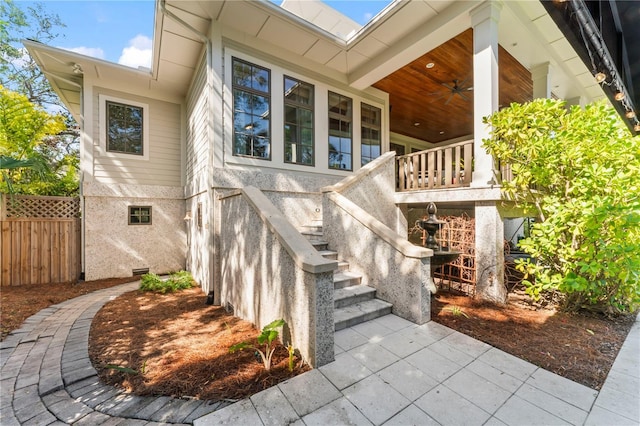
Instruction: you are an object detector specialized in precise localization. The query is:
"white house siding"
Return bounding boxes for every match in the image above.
[186,57,209,190]
[185,56,213,292]
[82,87,185,281]
[91,87,182,187]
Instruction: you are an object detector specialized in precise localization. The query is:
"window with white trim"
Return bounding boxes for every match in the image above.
[232,58,271,159]
[99,95,149,160]
[284,76,314,166]
[361,103,382,166]
[328,91,352,170]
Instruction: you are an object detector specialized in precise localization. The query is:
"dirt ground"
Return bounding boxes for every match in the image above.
[88,286,309,401]
[1,277,635,400]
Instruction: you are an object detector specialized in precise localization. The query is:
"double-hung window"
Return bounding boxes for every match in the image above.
[361,103,382,166]
[328,92,352,170]
[284,76,314,166]
[232,58,271,159]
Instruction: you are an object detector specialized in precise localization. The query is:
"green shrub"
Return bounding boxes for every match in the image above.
[139,271,195,294]
[483,99,640,314]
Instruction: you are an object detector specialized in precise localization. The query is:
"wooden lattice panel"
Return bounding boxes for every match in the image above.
[434,214,477,296]
[2,195,80,219]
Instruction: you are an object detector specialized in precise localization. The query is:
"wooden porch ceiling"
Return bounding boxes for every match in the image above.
[372,29,534,144]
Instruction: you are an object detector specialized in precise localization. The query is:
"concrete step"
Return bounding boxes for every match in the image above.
[310,240,329,251]
[317,250,338,260]
[334,285,376,308]
[336,261,350,272]
[301,230,324,241]
[334,299,393,331]
[334,271,362,289]
[301,224,323,233]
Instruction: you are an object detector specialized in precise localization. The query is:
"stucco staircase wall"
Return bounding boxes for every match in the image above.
[301,221,392,330]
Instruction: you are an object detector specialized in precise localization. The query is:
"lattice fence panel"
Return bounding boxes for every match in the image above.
[410,213,525,296]
[2,195,80,219]
[434,214,477,295]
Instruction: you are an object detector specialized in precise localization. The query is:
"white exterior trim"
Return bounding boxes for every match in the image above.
[98,94,150,161]
[222,47,387,177]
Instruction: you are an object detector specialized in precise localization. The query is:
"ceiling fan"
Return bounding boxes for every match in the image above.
[438,78,473,104]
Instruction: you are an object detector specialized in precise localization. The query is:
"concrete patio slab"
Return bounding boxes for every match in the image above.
[0,280,637,426]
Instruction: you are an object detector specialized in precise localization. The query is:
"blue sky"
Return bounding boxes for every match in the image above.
[20,0,390,69]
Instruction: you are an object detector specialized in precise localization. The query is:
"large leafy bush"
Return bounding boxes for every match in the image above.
[483,99,639,314]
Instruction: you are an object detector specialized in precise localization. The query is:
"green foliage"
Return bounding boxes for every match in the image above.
[443,305,469,318]
[1,0,66,108]
[139,271,196,294]
[1,1,80,196]
[229,319,286,371]
[483,99,640,314]
[0,87,77,195]
[287,343,296,372]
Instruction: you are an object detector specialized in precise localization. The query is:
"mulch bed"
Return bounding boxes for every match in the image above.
[88,287,309,401]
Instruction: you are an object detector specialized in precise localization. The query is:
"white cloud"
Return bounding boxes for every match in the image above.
[62,46,106,60]
[118,35,152,69]
[364,12,373,22]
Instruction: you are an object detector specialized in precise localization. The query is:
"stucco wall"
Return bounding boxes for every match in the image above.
[212,167,339,229]
[219,192,334,367]
[323,194,432,324]
[337,152,405,233]
[83,182,185,280]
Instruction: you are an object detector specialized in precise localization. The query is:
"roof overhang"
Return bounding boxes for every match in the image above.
[542,0,640,134]
[23,39,190,123]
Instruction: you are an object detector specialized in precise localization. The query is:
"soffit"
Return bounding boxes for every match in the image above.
[152,0,614,143]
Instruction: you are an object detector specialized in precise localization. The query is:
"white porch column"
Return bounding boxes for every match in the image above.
[471,1,501,187]
[475,201,506,303]
[531,62,552,99]
[471,2,506,303]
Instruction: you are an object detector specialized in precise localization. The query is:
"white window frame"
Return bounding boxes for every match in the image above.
[99,94,150,161]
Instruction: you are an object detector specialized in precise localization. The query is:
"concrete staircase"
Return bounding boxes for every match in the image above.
[301,223,392,331]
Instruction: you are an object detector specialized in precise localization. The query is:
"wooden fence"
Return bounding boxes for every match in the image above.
[1,194,81,286]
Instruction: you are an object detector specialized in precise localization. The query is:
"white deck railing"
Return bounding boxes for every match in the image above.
[396,140,473,191]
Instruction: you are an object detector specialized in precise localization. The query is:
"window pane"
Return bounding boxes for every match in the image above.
[233,61,252,87]
[301,128,313,145]
[253,67,269,92]
[328,92,341,113]
[254,137,270,158]
[300,109,312,127]
[107,101,143,155]
[328,92,352,171]
[129,206,151,225]
[361,103,381,166]
[284,76,314,166]
[284,105,297,123]
[232,58,271,159]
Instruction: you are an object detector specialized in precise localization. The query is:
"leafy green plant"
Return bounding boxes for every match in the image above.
[229,319,285,371]
[287,343,296,372]
[443,305,469,318]
[483,99,640,314]
[139,271,195,293]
